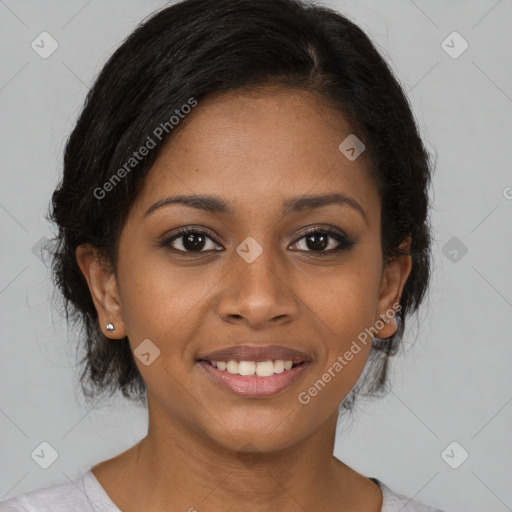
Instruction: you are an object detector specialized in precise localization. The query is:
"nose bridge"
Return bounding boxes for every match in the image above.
[237,238,282,290]
[217,235,298,325]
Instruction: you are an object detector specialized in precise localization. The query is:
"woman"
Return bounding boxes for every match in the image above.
[0,0,444,510]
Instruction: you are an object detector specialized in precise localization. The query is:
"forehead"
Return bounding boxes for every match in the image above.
[135,87,379,223]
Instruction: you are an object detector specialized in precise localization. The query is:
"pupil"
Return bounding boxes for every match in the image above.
[184,233,205,251]
[306,233,327,251]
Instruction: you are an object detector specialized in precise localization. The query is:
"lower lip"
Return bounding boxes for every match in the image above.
[197,361,310,398]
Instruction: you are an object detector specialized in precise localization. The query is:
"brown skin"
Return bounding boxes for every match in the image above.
[76,86,412,512]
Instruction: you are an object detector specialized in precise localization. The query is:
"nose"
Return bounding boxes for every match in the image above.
[216,243,300,329]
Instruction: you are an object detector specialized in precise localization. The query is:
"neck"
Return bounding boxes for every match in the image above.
[120,407,364,511]
[94,393,382,512]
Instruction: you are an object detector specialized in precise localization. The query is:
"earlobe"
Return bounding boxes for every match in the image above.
[75,244,127,339]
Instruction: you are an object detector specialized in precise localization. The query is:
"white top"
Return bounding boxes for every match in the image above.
[0,470,446,511]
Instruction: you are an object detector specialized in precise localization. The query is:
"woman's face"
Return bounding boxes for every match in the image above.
[83,87,411,453]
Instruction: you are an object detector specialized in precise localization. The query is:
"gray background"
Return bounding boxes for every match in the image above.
[1,1,511,511]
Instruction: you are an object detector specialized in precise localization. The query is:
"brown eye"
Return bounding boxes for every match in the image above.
[160,229,223,253]
[290,229,355,254]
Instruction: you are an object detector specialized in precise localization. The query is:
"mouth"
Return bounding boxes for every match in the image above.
[195,345,312,398]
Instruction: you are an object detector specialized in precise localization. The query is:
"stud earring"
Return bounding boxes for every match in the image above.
[106,323,115,332]
[379,314,391,325]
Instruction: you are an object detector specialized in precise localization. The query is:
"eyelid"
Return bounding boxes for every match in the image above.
[292,224,350,242]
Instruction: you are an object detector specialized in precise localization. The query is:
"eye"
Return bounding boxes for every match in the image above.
[159,226,355,255]
[159,228,223,253]
[290,228,355,254]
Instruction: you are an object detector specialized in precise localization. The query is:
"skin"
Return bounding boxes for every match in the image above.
[76,86,412,512]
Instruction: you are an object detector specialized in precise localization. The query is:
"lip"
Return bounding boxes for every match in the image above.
[197,360,311,398]
[197,344,312,363]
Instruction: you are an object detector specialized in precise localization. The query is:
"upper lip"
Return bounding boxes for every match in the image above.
[197,345,312,363]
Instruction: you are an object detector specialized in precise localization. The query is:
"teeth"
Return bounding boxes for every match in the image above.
[226,360,239,374]
[208,359,298,377]
[273,360,285,373]
[238,361,256,376]
[256,360,274,377]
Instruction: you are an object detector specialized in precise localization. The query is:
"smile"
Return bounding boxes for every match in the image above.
[197,359,310,398]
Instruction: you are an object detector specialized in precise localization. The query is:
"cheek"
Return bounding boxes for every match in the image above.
[305,263,379,330]
[301,265,378,390]
[116,255,221,350]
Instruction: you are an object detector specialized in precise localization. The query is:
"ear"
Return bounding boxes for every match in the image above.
[75,244,127,339]
[374,236,412,339]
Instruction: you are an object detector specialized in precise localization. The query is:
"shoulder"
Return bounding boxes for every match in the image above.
[371,478,447,512]
[0,470,118,512]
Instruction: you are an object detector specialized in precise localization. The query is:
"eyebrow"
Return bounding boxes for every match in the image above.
[144,192,368,224]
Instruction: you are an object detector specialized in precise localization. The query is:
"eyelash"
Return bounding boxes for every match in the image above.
[158,226,355,256]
